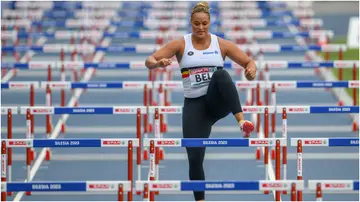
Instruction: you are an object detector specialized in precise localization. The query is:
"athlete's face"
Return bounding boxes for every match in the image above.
[191,12,210,39]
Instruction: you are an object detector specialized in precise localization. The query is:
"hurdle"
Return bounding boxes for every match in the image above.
[0,107,18,195]
[1,138,139,201]
[308,180,359,201]
[3,8,314,20]
[1,181,131,201]
[2,43,347,54]
[146,9,315,19]
[142,137,287,201]
[290,137,359,201]
[1,30,335,45]
[1,106,144,197]
[136,180,304,201]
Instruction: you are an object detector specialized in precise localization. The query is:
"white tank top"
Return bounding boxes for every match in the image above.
[179,33,224,98]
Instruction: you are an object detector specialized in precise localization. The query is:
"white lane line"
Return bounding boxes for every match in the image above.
[2,125,355,134]
[9,152,359,161]
[12,26,117,202]
[253,114,279,201]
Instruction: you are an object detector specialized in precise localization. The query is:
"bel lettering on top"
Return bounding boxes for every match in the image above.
[195,73,211,82]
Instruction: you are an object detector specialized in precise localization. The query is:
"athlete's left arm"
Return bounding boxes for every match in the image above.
[219,38,257,81]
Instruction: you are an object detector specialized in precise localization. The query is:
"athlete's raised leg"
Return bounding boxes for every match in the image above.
[205,69,254,136]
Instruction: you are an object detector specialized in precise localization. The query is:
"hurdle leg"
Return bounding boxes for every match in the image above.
[128,141,133,201]
[7,109,13,196]
[282,108,288,194]
[2,141,7,201]
[26,110,32,196]
[118,184,124,201]
[149,141,156,201]
[143,85,149,160]
[136,109,142,195]
[30,84,36,161]
[60,65,66,133]
[143,183,149,201]
[271,84,276,160]
[45,85,52,161]
[352,63,358,131]
[256,84,262,160]
[275,140,281,201]
[297,140,303,201]
[316,183,322,201]
[291,183,297,201]
[264,108,269,195]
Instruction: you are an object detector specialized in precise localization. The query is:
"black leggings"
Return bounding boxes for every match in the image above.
[182,69,243,201]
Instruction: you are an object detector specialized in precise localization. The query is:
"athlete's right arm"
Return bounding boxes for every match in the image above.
[145,39,181,70]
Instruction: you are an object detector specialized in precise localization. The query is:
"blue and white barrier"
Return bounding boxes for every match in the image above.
[2,8,314,19]
[135,180,304,191]
[1,60,357,70]
[1,44,347,53]
[308,180,359,191]
[1,18,323,29]
[1,181,131,192]
[291,138,359,147]
[1,81,358,90]
[0,106,356,115]
[143,138,286,147]
[4,1,312,10]
[4,138,140,148]
[1,30,334,40]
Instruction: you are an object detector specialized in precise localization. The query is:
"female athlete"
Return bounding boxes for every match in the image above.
[145,2,256,201]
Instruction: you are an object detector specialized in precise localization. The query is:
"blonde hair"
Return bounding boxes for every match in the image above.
[191,1,210,20]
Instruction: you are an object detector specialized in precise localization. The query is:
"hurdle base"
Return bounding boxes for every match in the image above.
[338,100,344,106]
[61,124,65,133]
[45,149,51,161]
[30,149,36,161]
[256,148,261,160]
[353,122,358,131]
[143,150,148,161]
[149,124,153,133]
[159,148,164,160]
[161,124,167,133]
[26,191,31,196]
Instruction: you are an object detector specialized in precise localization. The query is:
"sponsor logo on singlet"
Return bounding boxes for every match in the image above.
[203,50,219,55]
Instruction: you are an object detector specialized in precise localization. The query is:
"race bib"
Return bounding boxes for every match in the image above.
[190,67,217,87]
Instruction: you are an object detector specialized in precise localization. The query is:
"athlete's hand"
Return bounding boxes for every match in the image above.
[156,58,172,68]
[245,64,256,81]
[239,120,254,138]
